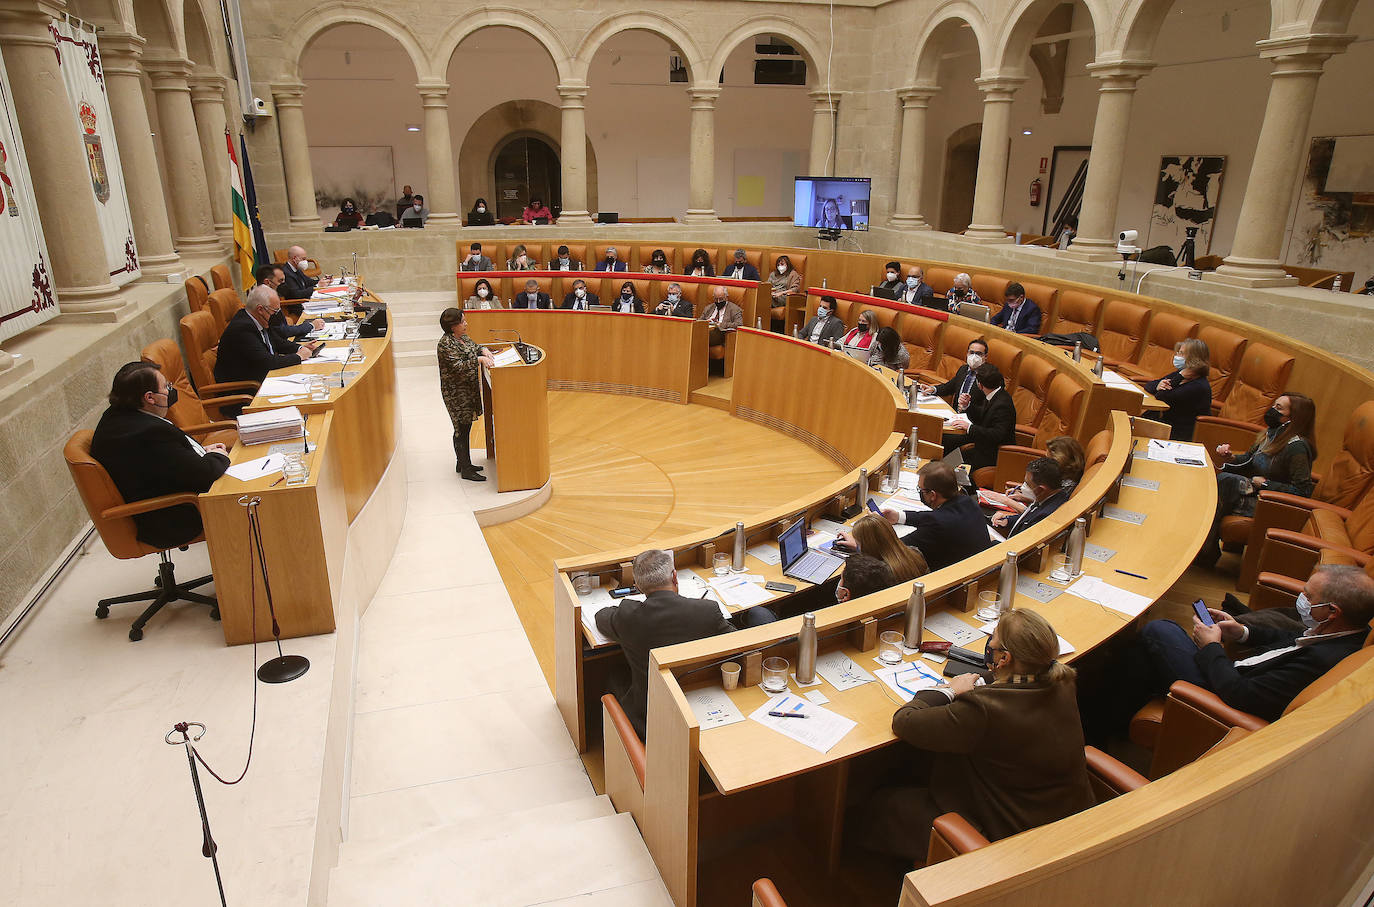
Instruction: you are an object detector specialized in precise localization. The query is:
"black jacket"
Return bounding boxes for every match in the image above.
[933,364,986,409]
[561,291,600,310]
[90,408,230,548]
[961,389,1018,471]
[1195,624,1369,722]
[1141,372,1213,441]
[269,308,313,340]
[511,292,554,310]
[1005,488,1070,535]
[611,296,646,314]
[278,263,317,301]
[722,262,760,281]
[595,589,735,739]
[655,298,695,318]
[901,494,994,571]
[214,309,303,405]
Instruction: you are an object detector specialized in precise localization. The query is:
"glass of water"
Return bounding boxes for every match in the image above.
[975,591,1002,622]
[308,375,330,401]
[1048,554,1075,584]
[879,630,905,664]
[712,552,731,576]
[282,453,308,485]
[761,657,790,693]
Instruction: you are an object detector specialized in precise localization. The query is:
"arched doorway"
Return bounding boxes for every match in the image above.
[493,136,560,220]
[940,124,981,233]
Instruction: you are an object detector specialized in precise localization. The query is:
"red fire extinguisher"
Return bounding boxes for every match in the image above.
[1029,178,1042,207]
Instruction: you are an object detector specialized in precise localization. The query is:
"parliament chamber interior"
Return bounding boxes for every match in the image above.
[1,0,1373,904]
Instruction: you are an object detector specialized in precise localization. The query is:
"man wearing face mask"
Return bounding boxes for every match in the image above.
[512,279,553,310]
[990,458,1070,536]
[548,245,582,271]
[990,282,1042,335]
[654,282,694,318]
[881,461,993,571]
[594,246,627,272]
[922,338,990,413]
[214,285,318,414]
[400,193,428,227]
[279,245,320,301]
[560,278,599,311]
[941,362,1017,471]
[802,295,846,346]
[460,242,494,272]
[875,261,903,295]
[723,249,760,281]
[897,266,936,309]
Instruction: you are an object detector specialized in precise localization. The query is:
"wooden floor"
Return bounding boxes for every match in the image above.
[480,390,845,690]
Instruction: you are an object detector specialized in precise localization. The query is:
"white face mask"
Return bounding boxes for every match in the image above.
[668,293,680,303]
[886,272,897,281]
[967,353,985,369]
[1296,592,1324,630]
[816,307,829,318]
[528,291,538,299]
[778,264,787,274]
[1173,355,1186,370]
[477,288,489,298]
[906,276,919,288]
[558,257,569,264]
[413,203,422,211]
[469,252,480,260]
[477,206,486,213]
[575,288,585,298]
[1018,481,1034,498]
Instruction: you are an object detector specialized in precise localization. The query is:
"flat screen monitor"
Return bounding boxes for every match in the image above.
[794,177,871,231]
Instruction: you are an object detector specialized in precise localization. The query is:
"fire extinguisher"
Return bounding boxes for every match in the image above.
[1029,178,1042,207]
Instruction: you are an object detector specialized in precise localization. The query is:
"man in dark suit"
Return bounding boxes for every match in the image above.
[882,461,993,571]
[836,555,897,602]
[990,282,1042,335]
[942,362,1016,471]
[91,361,231,548]
[256,265,324,340]
[511,279,553,309]
[278,245,320,301]
[460,242,494,272]
[594,246,628,272]
[801,296,846,345]
[595,548,737,738]
[897,265,937,309]
[548,245,582,270]
[654,283,694,318]
[922,337,989,413]
[215,285,318,414]
[993,458,1070,536]
[698,285,743,347]
[561,278,599,310]
[722,249,760,281]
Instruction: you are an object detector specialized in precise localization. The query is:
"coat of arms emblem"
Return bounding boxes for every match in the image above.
[0,140,17,216]
[79,101,110,204]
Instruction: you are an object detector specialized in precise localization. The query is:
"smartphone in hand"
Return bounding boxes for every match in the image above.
[1192,599,1215,626]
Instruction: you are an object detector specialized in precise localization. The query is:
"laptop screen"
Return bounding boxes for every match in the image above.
[777,517,808,570]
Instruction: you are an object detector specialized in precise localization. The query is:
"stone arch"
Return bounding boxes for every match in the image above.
[992,0,1105,74]
[130,0,177,52]
[459,100,599,218]
[1115,0,1281,60]
[570,12,706,84]
[910,5,992,85]
[285,3,429,81]
[1295,0,1358,32]
[705,18,828,86]
[433,10,572,84]
[181,0,225,72]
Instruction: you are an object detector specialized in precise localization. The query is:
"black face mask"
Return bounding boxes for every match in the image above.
[161,386,178,409]
[984,645,997,670]
[1263,407,1283,429]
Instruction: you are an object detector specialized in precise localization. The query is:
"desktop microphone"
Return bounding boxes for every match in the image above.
[337,352,349,389]
[490,328,529,362]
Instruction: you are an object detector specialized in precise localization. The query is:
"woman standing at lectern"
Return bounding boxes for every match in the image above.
[438,308,495,482]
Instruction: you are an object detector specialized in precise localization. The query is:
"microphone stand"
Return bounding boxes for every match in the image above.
[166,722,228,907]
[240,495,309,683]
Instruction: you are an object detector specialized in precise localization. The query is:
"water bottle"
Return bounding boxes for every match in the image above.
[856,467,869,509]
[793,325,801,339]
[1072,341,1082,363]
[904,427,920,467]
[797,613,817,684]
[997,551,1018,616]
[732,521,746,572]
[903,581,926,648]
[1066,517,1087,577]
[1332,276,1342,293]
[888,448,902,489]
[1092,356,1105,378]
[907,382,918,412]
[756,316,763,329]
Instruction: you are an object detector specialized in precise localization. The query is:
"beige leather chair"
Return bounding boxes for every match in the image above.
[185,276,210,315]
[1193,342,1295,464]
[207,287,242,334]
[140,339,247,446]
[179,310,261,399]
[751,879,788,907]
[209,263,233,291]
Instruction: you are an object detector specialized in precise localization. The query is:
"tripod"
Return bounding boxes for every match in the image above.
[1176,226,1199,268]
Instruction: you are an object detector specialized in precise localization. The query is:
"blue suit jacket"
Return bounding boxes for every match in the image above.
[901,495,994,571]
[595,260,628,272]
[991,299,1042,335]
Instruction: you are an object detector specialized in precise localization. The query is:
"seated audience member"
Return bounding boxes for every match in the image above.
[400,193,428,227]
[467,197,495,226]
[654,283,694,318]
[723,249,760,281]
[395,184,413,220]
[991,458,1069,535]
[985,437,1087,515]
[802,295,845,346]
[466,278,501,310]
[876,261,903,294]
[945,272,981,312]
[1057,214,1078,250]
[921,337,989,413]
[860,609,1094,861]
[90,361,232,548]
[549,245,582,271]
[507,243,536,270]
[460,242,494,272]
[256,265,323,340]
[990,282,1041,334]
[612,281,645,314]
[837,514,929,583]
[522,196,553,224]
[561,278,598,310]
[698,285,742,346]
[769,255,801,323]
[279,245,319,301]
[687,248,715,278]
[513,279,553,310]
[1141,338,1212,441]
[1199,392,1316,566]
[868,326,910,371]
[942,363,1016,472]
[882,461,993,570]
[214,285,318,413]
[333,197,363,229]
[840,310,878,358]
[897,265,936,308]
[836,554,898,603]
[642,249,671,274]
[595,246,627,272]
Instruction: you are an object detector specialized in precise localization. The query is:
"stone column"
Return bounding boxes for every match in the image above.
[271,81,320,229]
[416,81,459,225]
[808,90,840,176]
[890,85,938,228]
[188,71,232,245]
[0,3,121,308]
[964,76,1024,242]
[684,87,720,224]
[557,82,593,224]
[145,57,219,251]
[99,31,181,278]
[1211,35,1354,287]
[1062,61,1154,260]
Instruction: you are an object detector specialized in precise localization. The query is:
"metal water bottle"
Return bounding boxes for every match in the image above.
[1332,276,1342,293]
[904,427,920,467]
[756,316,763,329]
[888,448,902,489]
[793,325,801,339]
[997,551,1018,616]
[856,467,869,509]
[732,521,746,572]
[903,581,926,647]
[1072,341,1082,363]
[907,382,918,412]
[1092,356,1105,378]
[797,613,818,684]
[1066,517,1087,577]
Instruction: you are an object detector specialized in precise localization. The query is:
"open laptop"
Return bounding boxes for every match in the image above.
[957,301,991,322]
[871,285,900,301]
[778,516,844,585]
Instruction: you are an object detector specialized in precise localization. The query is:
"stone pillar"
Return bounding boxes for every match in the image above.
[1211,35,1354,287]
[964,77,1024,242]
[99,31,181,278]
[890,85,938,228]
[808,90,840,176]
[271,81,320,230]
[416,81,459,225]
[684,87,720,224]
[145,57,219,251]
[1062,61,1154,260]
[557,82,593,224]
[188,72,232,245]
[0,3,121,308]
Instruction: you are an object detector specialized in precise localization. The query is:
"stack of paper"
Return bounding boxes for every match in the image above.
[311,347,353,364]
[1065,574,1153,617]
[224,452,286,481]
[874,661,945,702]
[236,406,304,445]
[1145,438,1209,467]
[258,375,310,398]
[491,347,523,367]
[707,574,774,608]
[748,693,856,753]
[1101,369,1145,394]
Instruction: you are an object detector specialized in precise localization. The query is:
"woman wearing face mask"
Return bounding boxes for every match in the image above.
[465,278,502,310]
[642,249,672,275]
[467,197,495,226]
[876,262,903,294]
[1198,392,1317,566]
[945,273,981,312]
[982,436,1086,512]
[687,249,714,278]
[333,197,363,229]
[768,255,801,328]
[507,244,534,270]
[840,310,879,359]
[1141,338,1212,441]
[522,197,553,224]
[856,608,1093,862]
[835,514,928,582]
[438,307,496,482]
[868,326,910,371]
[613,281,645,314]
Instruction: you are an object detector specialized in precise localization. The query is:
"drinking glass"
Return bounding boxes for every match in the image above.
[721,662,741,691]
[283,453,308,486]
[713,552,731,577]
[761,657,790,693]
[308,375,330,402]
[1048,554,1075,584]
[975,590,1002,622]
[572,573,593,595]
[878,630,905,665]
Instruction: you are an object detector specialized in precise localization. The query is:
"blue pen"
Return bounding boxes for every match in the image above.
[1115,569,1148,580]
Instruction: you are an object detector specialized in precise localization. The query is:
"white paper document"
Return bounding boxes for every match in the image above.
[224,453,285,481]
[977,619,1076,655]
[922,611,984,647]
[685,686,746,730]
[1146,438,1209,467]
[813,650,876,691]
[577,588,617,645]
[749,693,856,754]
[258,375,311,396]
[491,347,523,367]
[746,544,782,566]
[1065,574,1153,617]
[813,518,847,536]
[707,575,774,608]
[1101,369,1145,393]
[804,689,830,705]
[874,661,946,702]
[311,347,354,364]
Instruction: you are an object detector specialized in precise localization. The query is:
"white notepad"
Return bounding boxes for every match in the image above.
[749,693,856,754]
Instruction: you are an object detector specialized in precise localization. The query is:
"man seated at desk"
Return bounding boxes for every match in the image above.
[561,278,598,310]
[460,242,494,272]
[897,265,936,309]
[257,265,324,340]
[512,279,554,309]
[920,337,989,414]
[91,361,231,549]
[801,295,846,346]
[549,245,582,271]
[991,458,1069,536]
[698,285,742,346]
[279,245,321,301]
[941,363,1016,472]
[215,285,319,414]
[882,461,992,570]
[722,249,760,281]
[836,555,897,603]
[654,283,694,318]
[990,282,1042,335]
[594,246,627,272]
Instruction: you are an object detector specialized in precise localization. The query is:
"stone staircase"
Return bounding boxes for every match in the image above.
[384,290,457,369]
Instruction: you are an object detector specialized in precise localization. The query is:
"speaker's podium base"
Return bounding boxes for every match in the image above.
[480,344,551,493]
[463,447,553,526]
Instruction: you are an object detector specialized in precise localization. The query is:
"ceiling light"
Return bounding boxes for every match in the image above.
[1022,128,1033,135]
[406,124,421,132]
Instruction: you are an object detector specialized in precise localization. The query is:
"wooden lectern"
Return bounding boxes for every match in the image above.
[481,344,551,491]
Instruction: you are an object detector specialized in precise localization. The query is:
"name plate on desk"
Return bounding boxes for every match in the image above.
[1084,543,1117,563]
[1121,475,1160,491]
[1102,504,1147,525]
[1018,575,1064,603]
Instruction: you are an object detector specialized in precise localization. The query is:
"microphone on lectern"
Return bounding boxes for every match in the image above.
[490,328,529,362]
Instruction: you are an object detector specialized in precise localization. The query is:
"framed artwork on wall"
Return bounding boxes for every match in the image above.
[1149,155,1225,256]
[309,145,396,224]
[1042,145,1089,238]
[1289,135,1374,276]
